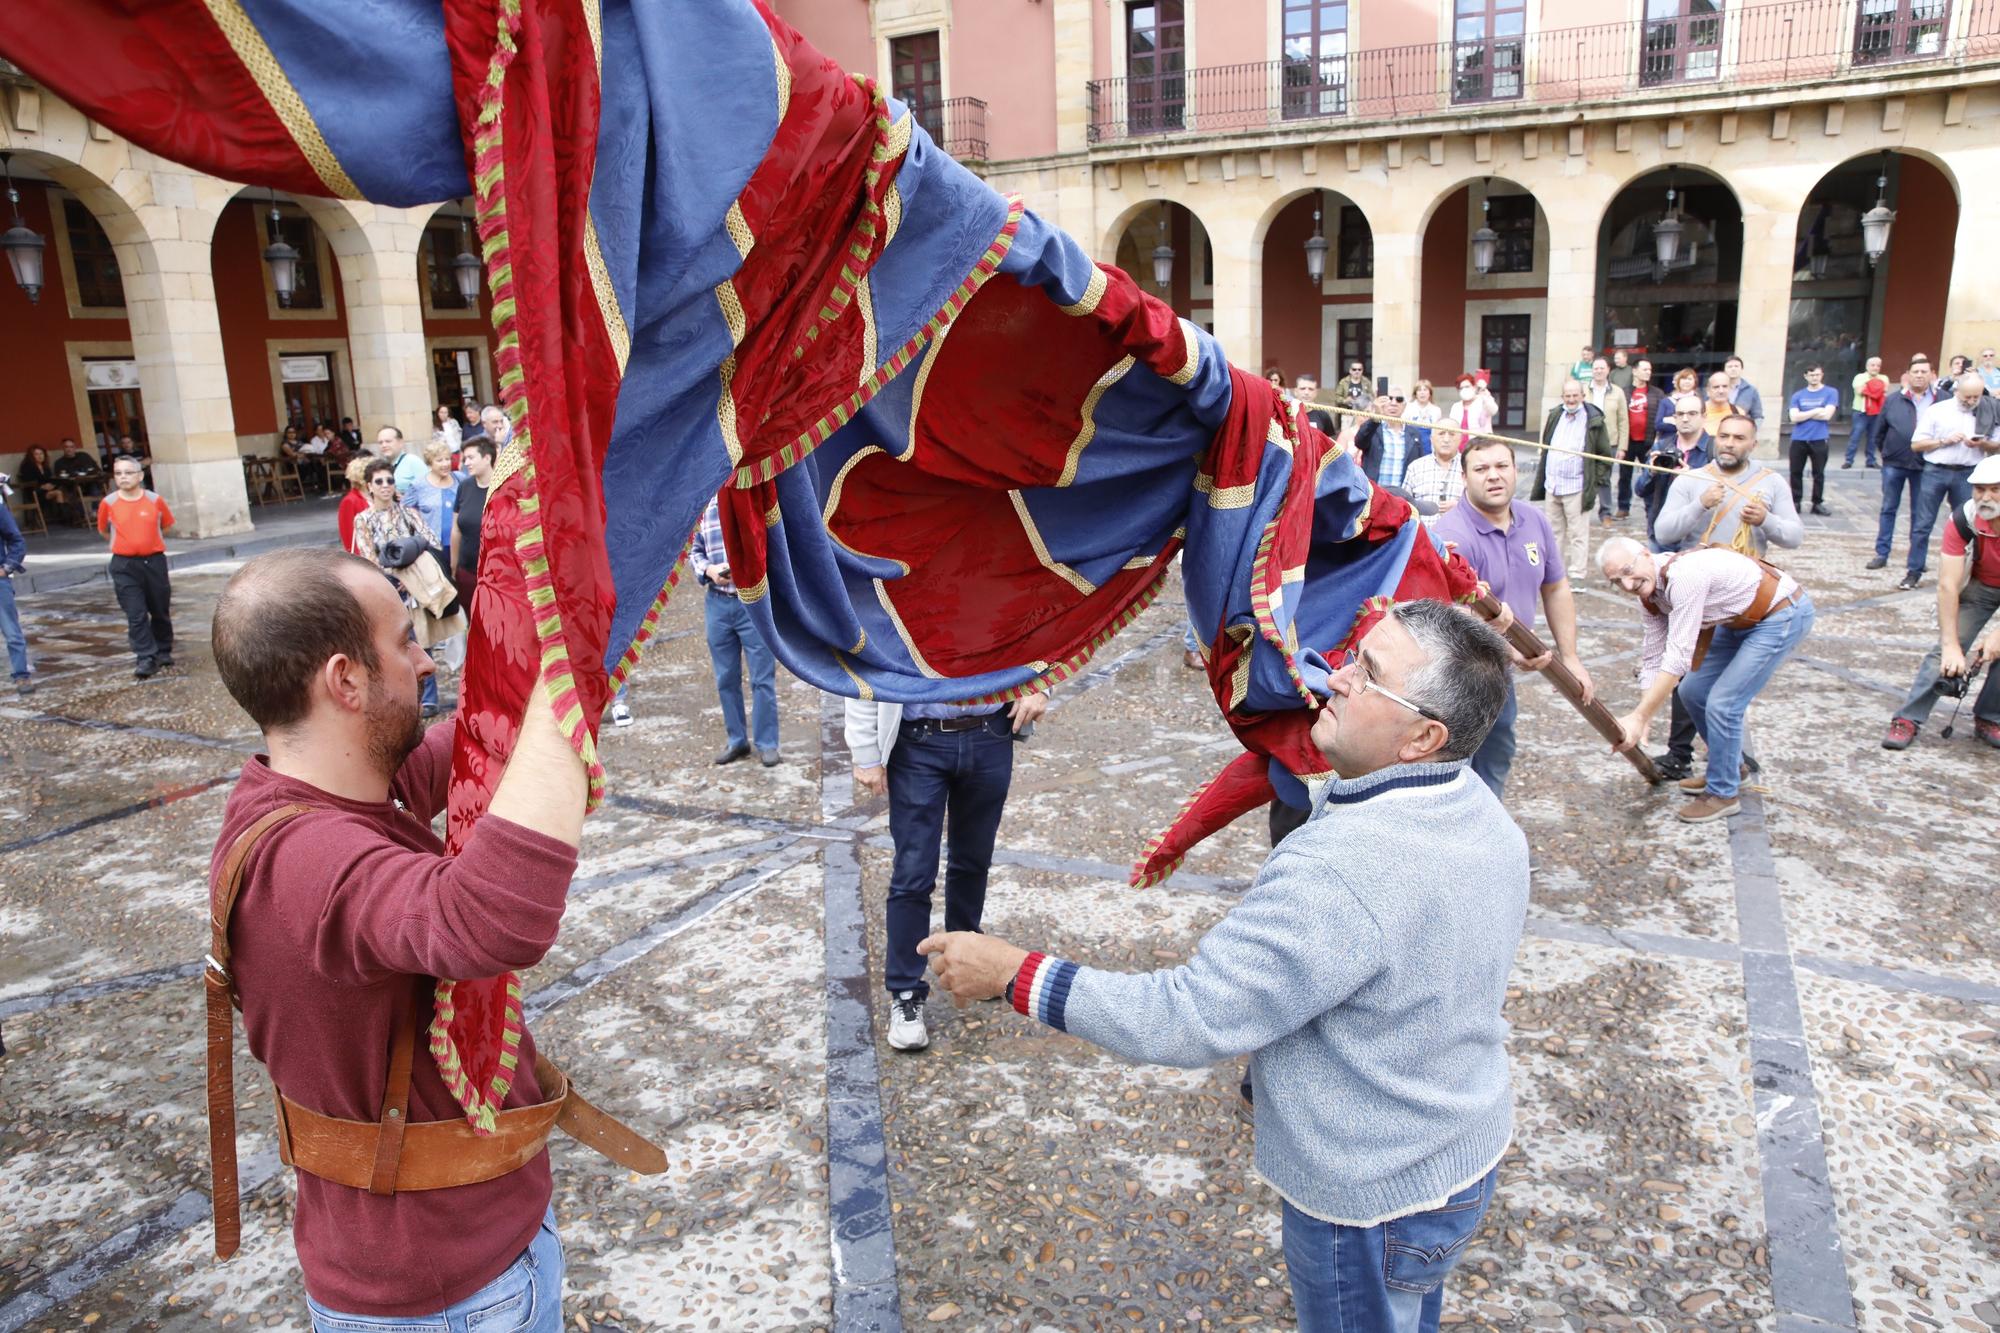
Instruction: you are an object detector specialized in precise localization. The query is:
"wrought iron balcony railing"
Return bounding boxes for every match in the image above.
[916,96,989,161]
[1086,0,1998,143]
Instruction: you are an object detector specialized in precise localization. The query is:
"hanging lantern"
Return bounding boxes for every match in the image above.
[1651,186,1684,271]
[262,190,301,307]
[1470,194,1499,276]
[1861,171,1895,267]
[451,214,483,303]
[1304,203,1329,286]
[1150,204,1175,290]
[0,154,46,304]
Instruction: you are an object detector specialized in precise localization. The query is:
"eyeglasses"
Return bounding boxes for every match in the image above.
[1333,647,1442,722]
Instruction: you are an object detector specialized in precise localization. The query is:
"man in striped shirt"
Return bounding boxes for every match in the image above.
[1400,423,1466,525]
[691,493,781,766]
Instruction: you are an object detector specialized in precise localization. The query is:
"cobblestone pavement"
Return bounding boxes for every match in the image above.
[2,465,1996,1332]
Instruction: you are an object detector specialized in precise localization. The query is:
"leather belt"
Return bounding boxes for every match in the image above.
[273,1050,661,1193]
[914,712,999,732]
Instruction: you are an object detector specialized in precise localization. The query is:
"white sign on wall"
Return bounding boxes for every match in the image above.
[84,360,141,391]
[279,355,331,384]
[1613,329,1640,347]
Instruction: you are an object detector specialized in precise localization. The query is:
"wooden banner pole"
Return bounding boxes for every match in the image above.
[1469,593,1662,785]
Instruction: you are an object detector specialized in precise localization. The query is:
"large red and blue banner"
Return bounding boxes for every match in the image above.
[0,0,1477,1129]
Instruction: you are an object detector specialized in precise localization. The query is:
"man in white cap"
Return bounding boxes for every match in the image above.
[1883,453,2000,750]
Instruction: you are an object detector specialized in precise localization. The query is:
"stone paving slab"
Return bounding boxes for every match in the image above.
[5,478,2000,1331]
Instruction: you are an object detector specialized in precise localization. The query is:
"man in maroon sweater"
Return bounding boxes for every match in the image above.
[209,548,586,1328]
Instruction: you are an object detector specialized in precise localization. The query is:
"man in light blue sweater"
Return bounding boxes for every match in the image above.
[921,599,1526,1333]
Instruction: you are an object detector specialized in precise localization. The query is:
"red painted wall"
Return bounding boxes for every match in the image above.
[1420,189,1470,384]
[954,0,1057,159]
[769,0,875,79]
[0,184,133,473]
[1877,156,1956,369]
[1263,194,1324,382]
[213,199,347,439]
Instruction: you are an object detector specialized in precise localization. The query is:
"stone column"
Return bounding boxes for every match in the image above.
[1736,195,1808,457]
[110,164,252,537]
[1368,227,1420,397]
[1206,195,1261,376]
[1051,0,1095,158]
[312,201,439,440]
[1940,143,2000,362]
[1539,203,1604,418]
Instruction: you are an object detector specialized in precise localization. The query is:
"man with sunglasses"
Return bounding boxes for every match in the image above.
[1434,437,1594,798]
[919,599,1522,1333]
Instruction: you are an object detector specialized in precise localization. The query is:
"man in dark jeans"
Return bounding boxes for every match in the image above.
[845,691,1047,1052]
[1905,371,1999,590]
[1869,362,1939,574]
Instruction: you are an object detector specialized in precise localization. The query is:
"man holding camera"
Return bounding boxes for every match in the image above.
[1883,455,2000,749]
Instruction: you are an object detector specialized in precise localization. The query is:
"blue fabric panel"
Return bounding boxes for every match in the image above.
[235,0,467,204]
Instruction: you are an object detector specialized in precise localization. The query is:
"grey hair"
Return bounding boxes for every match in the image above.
[1388,600,1512,762]
[1597,534,1646,572]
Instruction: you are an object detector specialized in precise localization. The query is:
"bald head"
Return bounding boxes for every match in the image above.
[213,549,386,731]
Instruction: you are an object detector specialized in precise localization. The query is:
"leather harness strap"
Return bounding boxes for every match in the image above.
[206,804,666,1261]
[206,803,311,1261]
[1642,548,1794,674]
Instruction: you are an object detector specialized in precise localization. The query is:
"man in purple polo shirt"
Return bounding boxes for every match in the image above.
[1433,437,1594,796]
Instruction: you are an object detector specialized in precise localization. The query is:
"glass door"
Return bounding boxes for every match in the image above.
[1853,0,1948,64]
[1453,0,1527,103]
[890,32,944,142]
[1125,1,1186,135]
[1281,0,1349,119]
[1640,0,1724,87]
[1480,314,1531,430]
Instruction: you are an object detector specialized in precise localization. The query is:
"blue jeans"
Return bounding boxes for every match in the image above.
[1679,598,1815,799]
[306,1205,563,1332]
[884,713,1014,996]
[705,588,778,752]
[0,577,28,679]
[1907,463,1976,578]
[1468,677,1517,799]
[421,671,440,710]
[1844,414,1880,465]
[1875,465,1924,562]
[1283,1169,1498,1333]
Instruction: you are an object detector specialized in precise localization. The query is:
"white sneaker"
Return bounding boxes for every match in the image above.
[610,702,633,727]
[886,991,928,1051]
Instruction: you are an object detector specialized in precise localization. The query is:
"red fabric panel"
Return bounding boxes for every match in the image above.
[0,0,327,196]
[723,20,891,470]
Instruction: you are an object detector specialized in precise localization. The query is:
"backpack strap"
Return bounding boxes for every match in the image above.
[206,803,311,1259]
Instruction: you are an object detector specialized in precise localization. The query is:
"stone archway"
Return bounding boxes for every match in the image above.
[0,103,251,535]
[1107,198,1215,333]
[1595,166,1745,385]
[1256,187,1374,391]
[1416,177,1551,431]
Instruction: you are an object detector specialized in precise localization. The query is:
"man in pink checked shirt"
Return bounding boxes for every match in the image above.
[1598,536,1815,823]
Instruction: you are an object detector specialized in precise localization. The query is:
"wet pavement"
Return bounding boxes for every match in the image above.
[1,462,1996,1332]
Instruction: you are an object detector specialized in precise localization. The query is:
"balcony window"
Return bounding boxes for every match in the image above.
[1854,0,1949,64]
[63,197,125,310]
[1485,194,1536,275]
[1640,0,1724,87]
[1453,0,1527,103]
[1281,0,1348,120]
[891,31,944,143]
[1125,1,1186,135]
[1337,204,1373,280]
[423,222,474,311]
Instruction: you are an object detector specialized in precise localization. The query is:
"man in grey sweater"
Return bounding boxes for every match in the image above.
[920,600,1524,1333]
[1653,411,1803,556]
